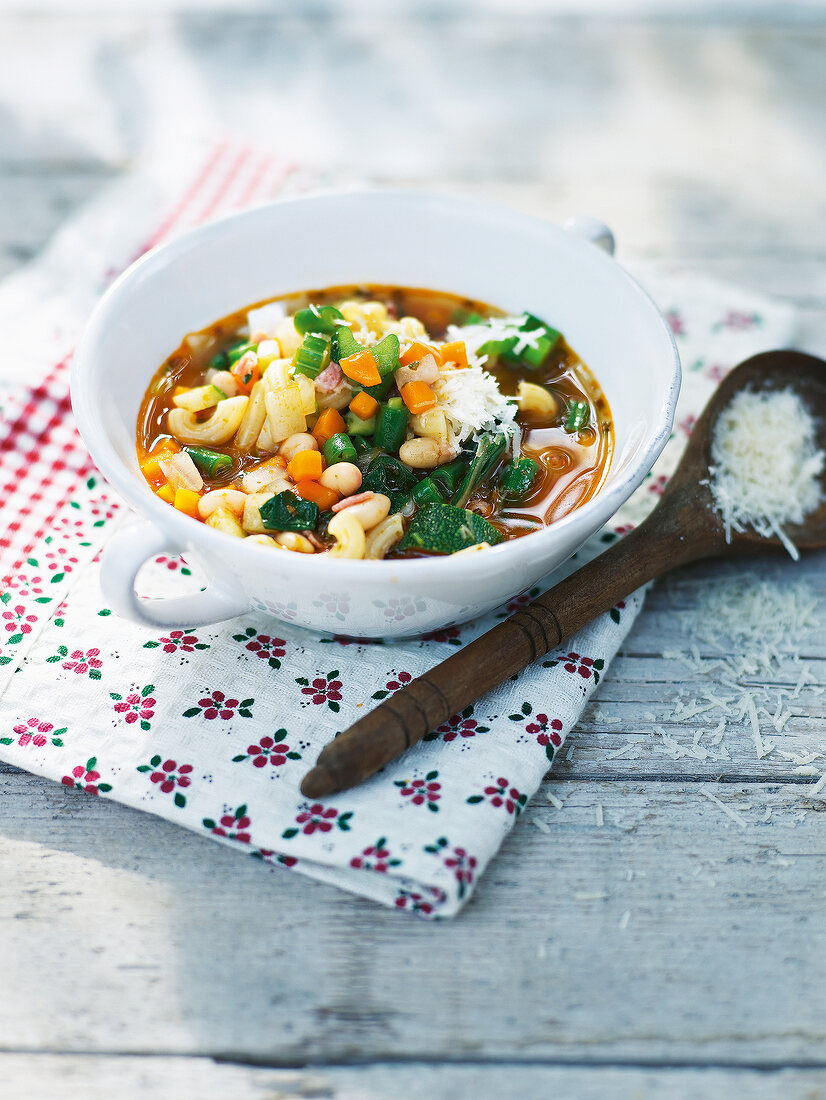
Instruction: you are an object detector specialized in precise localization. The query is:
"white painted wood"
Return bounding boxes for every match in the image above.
[1,771,825,1063]
[2,1055,826,1100]
[0,7,825,1087]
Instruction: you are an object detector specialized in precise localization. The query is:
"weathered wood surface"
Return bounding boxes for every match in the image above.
[1,6,826,1096]
[5,1057,826,1100]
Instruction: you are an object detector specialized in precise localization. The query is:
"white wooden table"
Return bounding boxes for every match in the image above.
[1,6,826,1097]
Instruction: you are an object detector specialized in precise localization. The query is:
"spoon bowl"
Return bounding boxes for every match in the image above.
[302,349,826,798]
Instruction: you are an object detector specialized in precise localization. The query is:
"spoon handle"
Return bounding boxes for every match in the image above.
[301,495,714,798]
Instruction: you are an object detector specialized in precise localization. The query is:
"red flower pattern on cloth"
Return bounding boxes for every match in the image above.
[394,770,442,812]
[542,651,605,684]
[44,546,79,581]
[350,837,402,873]
[712,309,762,332]
[424,836,478,899]
[137,755,193,807]
[111,684,156,730]
[648,474,668,497]
[153,554,192,575]
[664,308,685,336]
[2,604,37,636]
[498,586,542,618]
[233,730,301,768]
[394,888,446,916]
[232,626,286,669]
[144,629,209,655]
[3,574,46,599]
[424,706,489,743]
[203,804,252,843]
[60,647,102,679]
[467,777,527,816]
[2,717,66,749]
[296,670,343,712]
[372,670,412,700]
[183,691,254,720]
[282,803,353,839]
[420,625,462,646]
[509,703,564,760]
[61,757,111,795]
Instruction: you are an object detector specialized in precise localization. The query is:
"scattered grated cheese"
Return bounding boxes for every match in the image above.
[431,364,519,446]
[708,388,824,559]
[595,803,604,827]
[546,790,564,809]
[532,817,551,834]
[618,909,632,931]
[699,786,749,829]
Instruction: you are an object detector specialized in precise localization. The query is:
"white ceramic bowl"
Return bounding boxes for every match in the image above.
[72,191,680,638]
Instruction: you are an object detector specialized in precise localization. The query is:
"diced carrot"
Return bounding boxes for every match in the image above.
[339,350,382,387]
[288,449,323,482]
[295,479,339,511]
[173,488,201,518]
[399,341,442,367]
[173,385,188,396]
[155,483,175,504]
[349,390,379,420]
[400,381,438,414]
[312,407,347,445]
[440,340,468,368]
[231,351,261,393]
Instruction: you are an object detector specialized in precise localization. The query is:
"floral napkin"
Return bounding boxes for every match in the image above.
[0,145,796,918]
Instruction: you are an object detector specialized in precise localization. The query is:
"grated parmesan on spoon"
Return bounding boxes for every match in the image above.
[708,387,824,559]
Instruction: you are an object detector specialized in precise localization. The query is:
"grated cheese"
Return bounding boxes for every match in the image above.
[431,363,519,446]
[708,388,824,559]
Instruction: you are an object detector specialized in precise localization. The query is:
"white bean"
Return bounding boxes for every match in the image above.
[342,492,391,531]
[327,511,366,559]
[399,437,441,469]
[198,489,246,518]
[279,433,318,463]
[319,462,362,496]
[245,534,280,548]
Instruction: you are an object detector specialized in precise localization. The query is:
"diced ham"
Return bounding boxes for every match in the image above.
[315,362,344,394]
[331,491,374,513]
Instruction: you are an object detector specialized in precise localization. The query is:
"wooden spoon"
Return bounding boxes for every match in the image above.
[302,350,826,799]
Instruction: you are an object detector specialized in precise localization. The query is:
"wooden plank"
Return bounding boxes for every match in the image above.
[0,769,825,1064]
[2,1054,826,1100]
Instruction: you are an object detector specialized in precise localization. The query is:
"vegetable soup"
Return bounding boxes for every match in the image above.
[137,286,613,559]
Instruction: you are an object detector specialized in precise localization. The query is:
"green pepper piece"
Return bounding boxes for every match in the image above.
[331,325,361,362]
[564,400,590,433]
[452,432,508,509]
[374,402,409,455]
[522,330,560,369]
[293,333,330,379]
[500,457,539,500]
[227,341,257,366]
[398,503,503,554]
[293,304,345,336]
[371,333,400,375]
[345,411,376,436]
[412,477,445,506]
[351,435,374,458]
[183,446,233,479]
[362,454,418,513]
[323,432,358,465]
[208,350,229,372]
[431,456,470,495]
[259,490,319,533]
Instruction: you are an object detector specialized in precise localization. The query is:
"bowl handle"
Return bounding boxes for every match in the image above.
[99,519,250,629]
[563,215,615,256]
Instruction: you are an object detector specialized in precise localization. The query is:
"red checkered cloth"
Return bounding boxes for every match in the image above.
[0,145,299,582]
